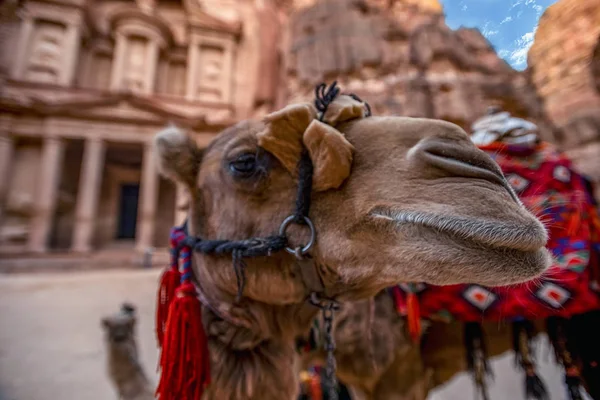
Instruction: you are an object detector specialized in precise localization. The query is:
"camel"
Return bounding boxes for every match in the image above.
[153,86,551,400]
[101,303,154,400]
[298,109,600,400]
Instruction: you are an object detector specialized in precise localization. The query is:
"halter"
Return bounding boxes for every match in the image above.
[174,81,371,400]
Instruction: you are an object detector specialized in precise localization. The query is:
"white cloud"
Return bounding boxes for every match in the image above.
[483,29,499,38]
[481,21,499,38]
[509,24,538,69]
[498,49,510,58]
[511,0,544,18]
[501,16,513,24]
[459,1,467,11]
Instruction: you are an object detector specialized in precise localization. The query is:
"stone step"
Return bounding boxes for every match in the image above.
[0,248,170,273]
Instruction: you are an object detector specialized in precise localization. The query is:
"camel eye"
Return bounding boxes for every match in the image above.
[229,153,257,177]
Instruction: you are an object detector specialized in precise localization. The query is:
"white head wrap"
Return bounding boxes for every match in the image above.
[470,108,539,146]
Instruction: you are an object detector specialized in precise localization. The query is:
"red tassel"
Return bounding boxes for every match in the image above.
[157,282,211,400]
[156,268,181,347]
[407,292,421,343]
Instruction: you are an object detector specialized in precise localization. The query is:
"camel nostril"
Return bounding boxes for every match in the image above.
[421,142,504,181]
[418,141,522,205]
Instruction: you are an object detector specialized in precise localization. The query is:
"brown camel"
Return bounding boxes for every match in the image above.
[153,91,550,400]
[101,303,154,400]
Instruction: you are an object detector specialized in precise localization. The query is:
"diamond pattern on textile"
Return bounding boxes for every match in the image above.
[553,165,571,183]
[463,285,497,311]
[535,282,571,309]
[505,173,530,192]
[562,251,589,272]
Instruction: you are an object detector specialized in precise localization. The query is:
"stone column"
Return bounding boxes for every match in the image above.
[186,38,199,101]
[59,23,82,86]
[0,135,15,228]
[72,138,105,253]
[143,40,159,94]
[11,17,34,80]
[136,142,158,251]
[28,137,65,253]
[223,40,235,103]
[174,184,187,226]
[110,33,128,91]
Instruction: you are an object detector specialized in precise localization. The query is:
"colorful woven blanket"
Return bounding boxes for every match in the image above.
[392,141,600,322]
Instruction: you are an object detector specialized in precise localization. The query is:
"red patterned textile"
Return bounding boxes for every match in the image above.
[392,142,600,322]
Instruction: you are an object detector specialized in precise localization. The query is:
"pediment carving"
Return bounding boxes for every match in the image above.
[75,100,165,122]
[0,89,235,130]
[182,0,242,37]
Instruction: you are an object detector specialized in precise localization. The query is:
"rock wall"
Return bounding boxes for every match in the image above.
[528,0,600,131]
[528,0,600,196]
[283,0,555,142]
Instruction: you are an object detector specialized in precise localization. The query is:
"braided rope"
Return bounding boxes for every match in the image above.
[169,228,185,270]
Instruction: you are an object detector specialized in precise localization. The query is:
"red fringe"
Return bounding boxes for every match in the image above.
[391,286,407,315]
[308,367,323,400]
[157,282,211,400]
[407,293,421,343]
[156,268,181,347]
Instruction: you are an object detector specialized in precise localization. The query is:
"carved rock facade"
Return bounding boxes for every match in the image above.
[528,0,600,196]
[283,0,555,139]
[0,0,286,254]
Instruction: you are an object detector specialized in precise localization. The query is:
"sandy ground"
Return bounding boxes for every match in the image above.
[0,269,592,400]
[0,269,161,400]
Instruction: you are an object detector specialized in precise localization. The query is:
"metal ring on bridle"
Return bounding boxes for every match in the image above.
[279,215,316,255]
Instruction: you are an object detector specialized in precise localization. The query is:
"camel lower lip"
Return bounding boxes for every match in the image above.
[371,209,548,252]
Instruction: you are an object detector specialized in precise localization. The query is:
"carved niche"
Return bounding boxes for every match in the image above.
[185,8,240,103]
[123,35,148,92]
[167,60,187,96]
[196,43,226,101]
[26,20,65,84]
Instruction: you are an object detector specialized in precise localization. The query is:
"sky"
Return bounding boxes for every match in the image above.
[441,0,558,70]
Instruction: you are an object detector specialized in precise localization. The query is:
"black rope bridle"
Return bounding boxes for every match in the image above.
[180,81,370,400]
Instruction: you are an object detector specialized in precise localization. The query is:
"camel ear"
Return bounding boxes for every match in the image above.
[303,120,354,191]
[258,102,355,191]
[153,125,202,189]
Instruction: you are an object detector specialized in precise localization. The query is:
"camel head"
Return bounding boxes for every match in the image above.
[154,94,550,304]
[101,303,137,345]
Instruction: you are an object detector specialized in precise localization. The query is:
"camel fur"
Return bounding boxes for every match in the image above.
[299,291,433,400]
[153,94,550,400]
[101,303,154,400]
[300,292,540,400]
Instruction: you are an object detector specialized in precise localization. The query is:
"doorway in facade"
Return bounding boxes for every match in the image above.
[116,184,139,239]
